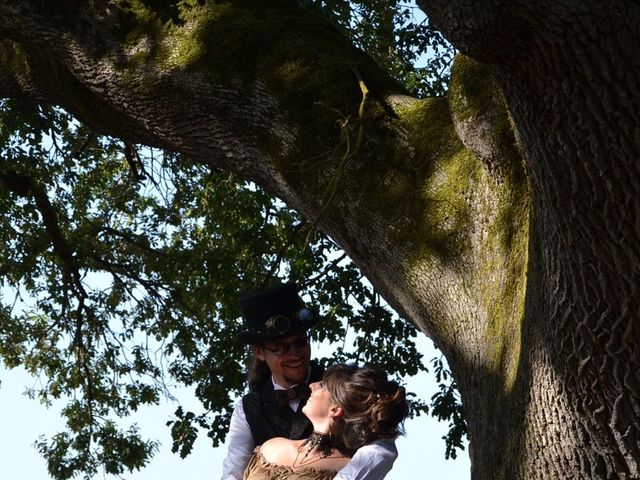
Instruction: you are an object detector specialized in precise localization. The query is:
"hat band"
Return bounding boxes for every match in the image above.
[263,308,316,335]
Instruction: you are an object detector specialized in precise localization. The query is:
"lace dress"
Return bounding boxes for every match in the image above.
[243,449,337,480]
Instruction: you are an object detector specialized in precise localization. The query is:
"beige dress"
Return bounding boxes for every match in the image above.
[243,449,337,480]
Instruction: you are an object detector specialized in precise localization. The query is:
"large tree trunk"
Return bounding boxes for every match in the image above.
[1,1,638,478]
[420,1,640,478]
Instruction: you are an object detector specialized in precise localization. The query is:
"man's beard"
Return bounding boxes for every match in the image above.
[283,365,308,386]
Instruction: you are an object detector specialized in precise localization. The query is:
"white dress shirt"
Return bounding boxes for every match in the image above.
[221,379,398,480]
[221,398,255,480]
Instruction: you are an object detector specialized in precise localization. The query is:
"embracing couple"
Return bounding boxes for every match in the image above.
[222,283,409,480]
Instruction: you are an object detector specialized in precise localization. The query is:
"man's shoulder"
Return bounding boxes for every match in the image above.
[240,390,256,403]
[242,381,271,405]
[242,389,262,400]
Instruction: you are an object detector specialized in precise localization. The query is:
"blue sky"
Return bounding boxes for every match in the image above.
[1,333,470,479]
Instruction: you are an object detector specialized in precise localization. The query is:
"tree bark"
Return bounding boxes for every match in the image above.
[1,0,639,478]
[420,0,640,477]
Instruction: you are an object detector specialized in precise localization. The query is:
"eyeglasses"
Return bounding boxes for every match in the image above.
[262,335,310,356]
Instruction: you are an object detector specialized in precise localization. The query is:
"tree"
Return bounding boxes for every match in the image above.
[0,2,465,477]
[0,1,638,479]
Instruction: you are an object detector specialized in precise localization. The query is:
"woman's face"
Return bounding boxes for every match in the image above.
[302,381,334,420]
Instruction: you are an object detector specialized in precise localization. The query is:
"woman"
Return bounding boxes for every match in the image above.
[243,364,410,479]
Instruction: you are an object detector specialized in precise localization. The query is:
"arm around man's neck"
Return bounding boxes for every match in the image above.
[334,439,398,480]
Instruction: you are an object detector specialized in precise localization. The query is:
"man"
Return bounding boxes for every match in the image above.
[222,282,398,479]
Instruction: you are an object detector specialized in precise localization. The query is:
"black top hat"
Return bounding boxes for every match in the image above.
[237,282,320,344]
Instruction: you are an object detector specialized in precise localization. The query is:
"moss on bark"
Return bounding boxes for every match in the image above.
[449,55,530,390]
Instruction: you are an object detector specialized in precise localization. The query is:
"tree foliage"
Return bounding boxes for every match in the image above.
[299,0,455,96]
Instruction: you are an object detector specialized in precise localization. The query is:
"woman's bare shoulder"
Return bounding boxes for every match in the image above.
[259,437,303,466]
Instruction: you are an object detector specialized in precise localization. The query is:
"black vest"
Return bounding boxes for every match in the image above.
[242,362,324,445]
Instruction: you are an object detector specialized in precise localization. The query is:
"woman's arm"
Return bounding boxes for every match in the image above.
[334,440,398,480]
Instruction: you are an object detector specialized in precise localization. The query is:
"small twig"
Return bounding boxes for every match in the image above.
[97,226,166,256]
[124,142,146,181]
[353,289,377,364]
[303,69,370,245]
[262,222,306,285]
[300,251,347,288]
[72,131,96,159]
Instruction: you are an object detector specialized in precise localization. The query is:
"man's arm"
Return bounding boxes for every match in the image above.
[221,400,256,480]
[334,440,398,480]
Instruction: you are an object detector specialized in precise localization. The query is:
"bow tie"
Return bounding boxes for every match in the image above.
[274,384,311,406]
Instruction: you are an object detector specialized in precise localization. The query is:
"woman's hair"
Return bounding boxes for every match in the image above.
[323,364,409,453]
[247,357,271,392]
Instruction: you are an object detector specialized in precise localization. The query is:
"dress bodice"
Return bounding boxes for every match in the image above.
[243,449,337,480]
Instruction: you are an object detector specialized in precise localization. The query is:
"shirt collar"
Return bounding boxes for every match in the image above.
[271,366,312,391]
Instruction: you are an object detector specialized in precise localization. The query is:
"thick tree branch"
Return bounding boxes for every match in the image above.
[0,1,527,379]
[416,0,535,63]
[0,166,100,432]
[0,169,83,293]
[0,1,405,183]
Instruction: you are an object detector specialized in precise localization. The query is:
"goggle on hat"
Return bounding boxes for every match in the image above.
[237,282,320,344]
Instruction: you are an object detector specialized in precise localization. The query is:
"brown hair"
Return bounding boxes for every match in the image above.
[247,357,271,392]
[323,364,409,453]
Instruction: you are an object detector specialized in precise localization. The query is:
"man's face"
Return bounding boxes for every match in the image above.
[253,331,311,388]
